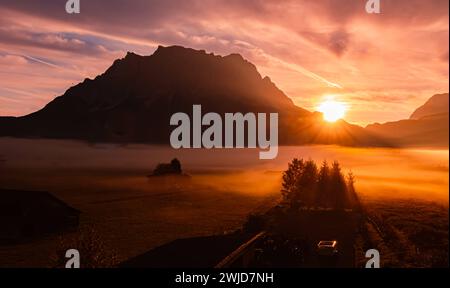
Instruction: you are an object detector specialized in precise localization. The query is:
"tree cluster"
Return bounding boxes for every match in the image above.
[281,158,358,210]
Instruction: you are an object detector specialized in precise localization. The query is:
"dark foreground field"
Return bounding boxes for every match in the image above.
[356,200,449,267]
[0,139,448,267]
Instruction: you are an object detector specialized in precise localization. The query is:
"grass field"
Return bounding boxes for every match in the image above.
[0,138,448,267]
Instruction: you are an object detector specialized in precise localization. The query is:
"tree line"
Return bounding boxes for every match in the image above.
[281,158,359,210]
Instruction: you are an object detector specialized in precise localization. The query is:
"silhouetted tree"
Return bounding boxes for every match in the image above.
[330,161,347,210]
[298,160,318,206]
[170,158,182,174]
[316,161,330,207]
[346,171,361,211]
[281,158,304,205]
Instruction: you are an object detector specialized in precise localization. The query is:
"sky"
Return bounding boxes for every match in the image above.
[0,0,448,126]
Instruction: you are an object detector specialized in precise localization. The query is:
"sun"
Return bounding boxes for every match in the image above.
[317,100,347,122]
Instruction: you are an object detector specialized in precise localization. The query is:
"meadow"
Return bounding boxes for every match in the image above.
[0,138,447,267]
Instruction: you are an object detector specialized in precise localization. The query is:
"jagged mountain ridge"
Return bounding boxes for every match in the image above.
[0,46,442,147]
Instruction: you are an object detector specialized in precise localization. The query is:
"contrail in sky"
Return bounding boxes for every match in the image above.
[266,53,343,89]
[22,54,61,69]
[247,45,343,89]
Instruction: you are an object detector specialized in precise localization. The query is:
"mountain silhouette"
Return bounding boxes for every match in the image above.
[0,46,444,147]
[410,93,449,120]
[366,93,449,147]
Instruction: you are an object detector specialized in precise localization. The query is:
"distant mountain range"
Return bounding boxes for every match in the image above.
[0,46,447,147]
[366,93,448,147]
